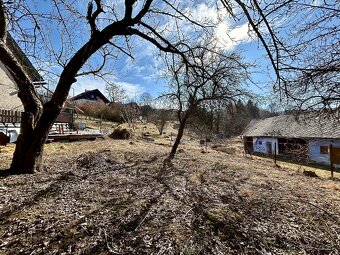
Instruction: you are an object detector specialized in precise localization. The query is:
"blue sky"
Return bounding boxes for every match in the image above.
[71,20,273,101]
[9,0,336,113]
[72,39,273,99]
[17,1,276,101]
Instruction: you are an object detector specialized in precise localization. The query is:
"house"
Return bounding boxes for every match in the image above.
[0,34,44,111]
[70,89,110,105]
[242,115,340,167]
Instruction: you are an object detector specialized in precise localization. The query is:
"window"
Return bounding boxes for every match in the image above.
[320,146,328,154]
[258,141,262,145]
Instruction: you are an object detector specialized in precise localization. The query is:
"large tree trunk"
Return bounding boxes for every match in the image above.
[168,117,188,159]
[10,104,60,173]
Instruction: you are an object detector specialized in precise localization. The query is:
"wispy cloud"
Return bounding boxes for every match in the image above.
[116,81,144,99]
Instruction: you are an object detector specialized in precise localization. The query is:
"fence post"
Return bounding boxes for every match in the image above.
[4,110,8,123]
[205,136,208,152]
[274,143,277,165]
[330,144,334,178]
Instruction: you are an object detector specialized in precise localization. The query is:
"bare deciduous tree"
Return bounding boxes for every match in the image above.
[2,0,335,174]
[0,0,211,173]
[105,83,126,105]
[120,102,140,130]
[164,40,250,158]
[149,109,172,135]
[222,0,340,115]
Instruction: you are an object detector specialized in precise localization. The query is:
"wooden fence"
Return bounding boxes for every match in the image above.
[0,109,21,123]
[56,111,72,123]
[0,109,72,124]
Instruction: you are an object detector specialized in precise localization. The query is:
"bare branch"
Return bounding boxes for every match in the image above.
[0,0,7,41]
[132,0,153,22]
[124,0,137,20]
[108,40,134,60]
[161,0,213,28]
[233,0,280,83]
[86,0,104,35]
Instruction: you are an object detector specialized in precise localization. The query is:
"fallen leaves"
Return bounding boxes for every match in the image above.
[0,138,339,254]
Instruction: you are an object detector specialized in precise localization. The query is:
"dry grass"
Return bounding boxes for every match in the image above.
[0,127,339,254]
[74,116,117,130]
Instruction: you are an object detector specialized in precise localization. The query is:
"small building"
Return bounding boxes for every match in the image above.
[242,115,340,167]
[70,89,110,105]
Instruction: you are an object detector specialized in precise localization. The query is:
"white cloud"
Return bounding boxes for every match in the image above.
[116,81,144,99]
[153,1,253,51]
[216,22,253,49]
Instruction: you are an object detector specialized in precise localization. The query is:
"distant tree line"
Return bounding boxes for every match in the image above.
[188,99,278,139]
[77,96,279,139]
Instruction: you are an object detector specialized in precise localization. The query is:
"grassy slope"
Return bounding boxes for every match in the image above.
[0,124,339,254]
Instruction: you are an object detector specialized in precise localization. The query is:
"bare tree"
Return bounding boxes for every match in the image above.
[221,0,340,115]
[164,40,250,158]
[3,0,333,173]
[120,101,140,130]
[149,109,172,135]
[0,0,211,173]
[139,92,153,106]
[105,83,126,105]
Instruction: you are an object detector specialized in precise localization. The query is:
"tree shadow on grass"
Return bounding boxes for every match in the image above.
[0,168,14,178]
[0,171,76,221]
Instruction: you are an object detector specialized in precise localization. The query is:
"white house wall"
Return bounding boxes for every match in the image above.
[253,137,279,154]
[0,61,23,111]
[309,139,340,168]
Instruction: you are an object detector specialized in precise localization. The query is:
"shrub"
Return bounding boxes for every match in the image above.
[77,101,123,122]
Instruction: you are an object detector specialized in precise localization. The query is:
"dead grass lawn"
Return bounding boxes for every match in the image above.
[0,133,339,254]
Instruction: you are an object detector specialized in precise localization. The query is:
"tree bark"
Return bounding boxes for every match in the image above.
[0,32,46,174]
[10,104,59,173]
[1,0,184,174]
[168,113,189,159]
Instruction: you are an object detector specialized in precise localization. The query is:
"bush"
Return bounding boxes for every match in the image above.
[77,102,123,122]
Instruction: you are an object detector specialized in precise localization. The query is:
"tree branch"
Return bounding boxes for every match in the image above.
[233,0,281,83]
[133,0,153,22]
[108,40,135,60]
[161,0,212,28]
[0,41,43,122]
[127,27,178,54]
[0,0,7,41]
[86,0,104,35]
[124,0,136,20]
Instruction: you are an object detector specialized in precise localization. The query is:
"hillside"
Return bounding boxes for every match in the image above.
[0,133,339,254]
